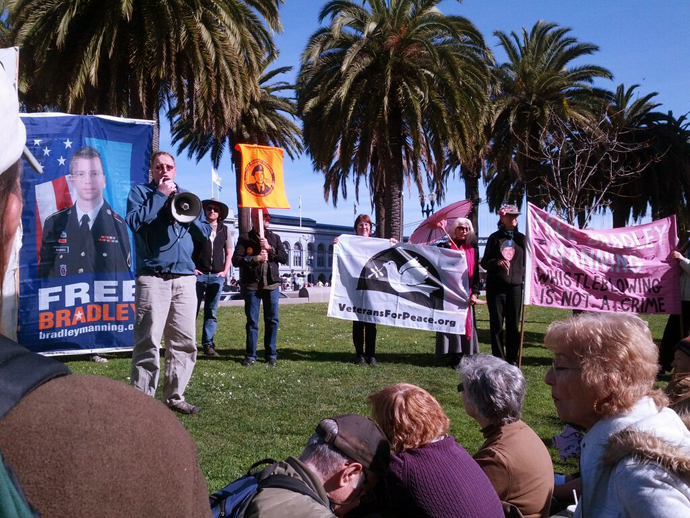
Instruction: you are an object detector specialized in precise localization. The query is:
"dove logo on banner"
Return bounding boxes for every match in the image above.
[357,247,445,309]
[328,235,469,334]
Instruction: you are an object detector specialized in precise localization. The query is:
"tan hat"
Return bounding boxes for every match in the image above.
[0,64,42,174]
[316,414,390,476]
[202,198,229,221]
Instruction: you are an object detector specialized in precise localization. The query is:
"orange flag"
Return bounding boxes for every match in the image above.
[236,144,290,209]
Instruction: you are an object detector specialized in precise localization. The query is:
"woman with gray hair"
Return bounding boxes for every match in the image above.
[459,354,553,518]
[436,216,480,368]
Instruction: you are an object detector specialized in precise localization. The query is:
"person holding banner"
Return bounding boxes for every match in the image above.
[481,205,525,366]
[232,208,288,367]
[193,198,232,357]
[126,151,211,414]
[544,313,690,517]
[436,217,480,368]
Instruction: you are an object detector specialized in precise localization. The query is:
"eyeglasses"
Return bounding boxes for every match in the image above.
[206,206,220,213]
[550,360,582,375]
[71,171,103,180]
[155,164,175,171]
[457,382,464,393]
[456,227,469,231]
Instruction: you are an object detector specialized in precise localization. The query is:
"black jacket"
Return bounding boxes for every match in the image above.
[480,228,525,287]
[38,201,131,278]
[232,228,287,287]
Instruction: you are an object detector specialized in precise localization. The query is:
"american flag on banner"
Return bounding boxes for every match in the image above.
[35,175,76,259]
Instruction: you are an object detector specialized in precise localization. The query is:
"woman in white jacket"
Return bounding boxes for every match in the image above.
[544,312,690,518]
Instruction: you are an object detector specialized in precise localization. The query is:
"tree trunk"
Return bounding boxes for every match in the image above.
[611,207,628,229]
[374,190,385,238]
[464,165,480,236]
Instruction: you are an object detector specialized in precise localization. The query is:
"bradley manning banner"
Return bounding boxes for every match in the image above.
[525,203,680,315]
[328,235,469,334]
[18,114,153,354]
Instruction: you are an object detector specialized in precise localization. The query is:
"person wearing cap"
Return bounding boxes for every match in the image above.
[193,198,233,357]
[126,151,211,414]
[0,70,212,518]
[368,383,504,518]
[38,145,131,280]
[232,207,288,366]
[244,414,390,518]
[480,204,525,365]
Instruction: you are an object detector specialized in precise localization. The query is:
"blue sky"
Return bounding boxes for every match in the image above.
[160,0,690,234]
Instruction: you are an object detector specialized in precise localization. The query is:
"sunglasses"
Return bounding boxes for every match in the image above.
[457,382,464,393]
[206,206,220,212]
[456,227,469,231]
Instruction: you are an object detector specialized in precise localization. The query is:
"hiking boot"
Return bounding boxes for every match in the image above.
[367,356,378,366]
[354,355,366,366]
[168,401,199,415]
[89,354,108,363]
[242,357,256,367]
[204,345,219,357]
[267,358,277,367]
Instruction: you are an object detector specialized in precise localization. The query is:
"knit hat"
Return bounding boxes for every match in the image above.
[0,64,42,175]
[674,338,690,360]
[316,414,390,476]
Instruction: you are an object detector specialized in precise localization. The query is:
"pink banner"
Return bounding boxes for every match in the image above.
[525,203,680,314]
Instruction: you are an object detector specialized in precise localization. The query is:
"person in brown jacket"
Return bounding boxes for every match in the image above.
[459,354,554,518]
[0,70,211,518]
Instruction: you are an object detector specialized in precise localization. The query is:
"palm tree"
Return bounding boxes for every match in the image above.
[169,55,302,236]
[8,0,282,146]
[487,20,612,210]
[297,0,490,240]
[0,1,10,47]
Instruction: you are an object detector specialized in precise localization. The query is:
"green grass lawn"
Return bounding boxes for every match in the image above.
[65,303,670,492]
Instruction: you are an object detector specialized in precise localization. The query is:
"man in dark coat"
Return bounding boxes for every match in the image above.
[38,146,131,278]
[232,208,287,366]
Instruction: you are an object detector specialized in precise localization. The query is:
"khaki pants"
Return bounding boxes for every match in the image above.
[131,274,197,405]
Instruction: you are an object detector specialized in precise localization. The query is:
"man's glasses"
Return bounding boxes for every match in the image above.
[206,206,220,213]
[457,382,464,392]
[155,164,175,171]
[71,171,103,180]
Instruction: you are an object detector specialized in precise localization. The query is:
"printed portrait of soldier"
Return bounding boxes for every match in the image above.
[38,146,131,278]
[245,163,274,196]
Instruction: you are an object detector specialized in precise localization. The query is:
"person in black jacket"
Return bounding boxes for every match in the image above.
[193,198,232,357]
[480,205,525,365]
[232,208,288,366]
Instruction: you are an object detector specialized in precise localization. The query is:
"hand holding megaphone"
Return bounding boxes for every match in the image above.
[157,177,176,197]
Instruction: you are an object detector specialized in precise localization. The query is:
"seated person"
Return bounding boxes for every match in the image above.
[368,383,504,518]
[245,414,390,518]
[458,354,554,518]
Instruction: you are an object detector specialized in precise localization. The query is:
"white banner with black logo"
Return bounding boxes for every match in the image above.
[328,235,469,334]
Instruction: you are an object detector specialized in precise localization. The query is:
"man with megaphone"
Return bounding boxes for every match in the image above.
[126,151,211,414]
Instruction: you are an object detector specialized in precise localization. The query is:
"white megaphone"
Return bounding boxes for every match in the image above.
[170,192,202,223]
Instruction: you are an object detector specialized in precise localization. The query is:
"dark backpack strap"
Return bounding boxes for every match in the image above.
[0,335,71,420]
[246,458,276,476]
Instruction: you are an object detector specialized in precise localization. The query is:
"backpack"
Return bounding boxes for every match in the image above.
[0,335,71,518]
[210,458,324,518]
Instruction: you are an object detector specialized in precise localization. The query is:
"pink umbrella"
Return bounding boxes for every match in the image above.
[408,200,473,245]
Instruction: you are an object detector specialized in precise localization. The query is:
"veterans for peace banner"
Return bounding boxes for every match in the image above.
[236,144,289,209]
[18,114,153,354]
[525,203,680,315]
[328,235,469,334]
